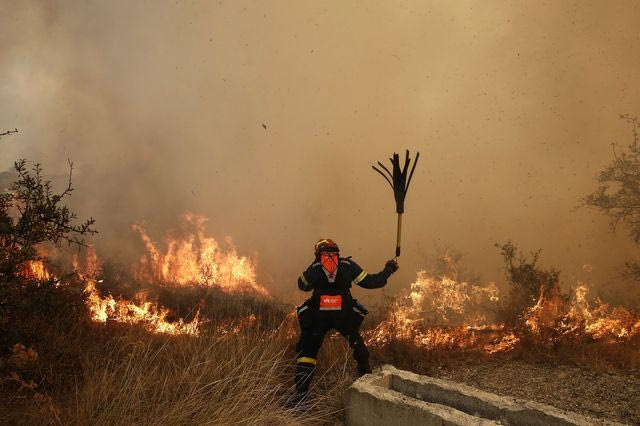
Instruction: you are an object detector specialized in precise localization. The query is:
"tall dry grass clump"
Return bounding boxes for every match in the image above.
[70,328,326,425]
[0,293,344,425]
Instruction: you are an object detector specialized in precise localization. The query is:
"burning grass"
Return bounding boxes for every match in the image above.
[0,230,345,425]
[132,213,268,297]
[2,221,640,424]
[60,214,275,338]
[366,267,640,370]
[2,263,639,424]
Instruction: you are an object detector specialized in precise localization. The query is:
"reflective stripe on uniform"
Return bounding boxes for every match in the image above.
[299,274,311,289]
[297,305,309,314]
[297,357,317,365]
[352,270,367,286]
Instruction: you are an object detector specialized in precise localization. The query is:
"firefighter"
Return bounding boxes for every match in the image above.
[290,238,399,406]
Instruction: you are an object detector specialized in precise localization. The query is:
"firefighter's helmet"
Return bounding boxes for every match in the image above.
[314,238,339,255]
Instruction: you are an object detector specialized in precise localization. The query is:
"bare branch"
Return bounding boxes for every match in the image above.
[1,158,97,278]
[0,128,18,138]
[584,114,640,277]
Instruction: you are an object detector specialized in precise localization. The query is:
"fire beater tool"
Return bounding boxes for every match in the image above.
[372,150,419,258]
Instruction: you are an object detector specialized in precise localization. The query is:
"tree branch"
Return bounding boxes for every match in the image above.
[0,128,18,138]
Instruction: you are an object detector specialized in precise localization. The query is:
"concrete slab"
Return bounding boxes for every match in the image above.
[344,365,624,426]
[345,376,498,426]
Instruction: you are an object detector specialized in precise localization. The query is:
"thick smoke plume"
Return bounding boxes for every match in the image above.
[1,1,640,303]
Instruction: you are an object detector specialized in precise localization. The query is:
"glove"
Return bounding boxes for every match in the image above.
[383,259,399,275]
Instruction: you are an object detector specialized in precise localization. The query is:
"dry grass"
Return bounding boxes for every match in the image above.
[0,298,347,425]
[2,277,639,425]
[70,330,319,425]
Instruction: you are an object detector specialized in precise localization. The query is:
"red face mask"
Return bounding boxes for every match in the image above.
[320,252,339,279]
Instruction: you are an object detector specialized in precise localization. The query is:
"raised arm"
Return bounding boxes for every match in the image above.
[349,259,399,289]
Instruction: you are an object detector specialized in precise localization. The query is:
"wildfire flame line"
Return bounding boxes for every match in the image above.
[132,213,269,297]
[367,270,640,354]
[76,247,201,336]
[16,219,640,350]
[16,214,271,337]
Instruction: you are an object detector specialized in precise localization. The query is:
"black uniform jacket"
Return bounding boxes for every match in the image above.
[297,257,390,313]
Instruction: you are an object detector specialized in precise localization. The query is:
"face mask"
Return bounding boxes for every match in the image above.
[320,251,339,282]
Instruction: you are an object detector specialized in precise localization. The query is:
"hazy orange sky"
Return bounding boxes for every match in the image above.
[2,1,640,304]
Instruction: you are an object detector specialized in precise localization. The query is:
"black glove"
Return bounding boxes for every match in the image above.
[383,259,399,276]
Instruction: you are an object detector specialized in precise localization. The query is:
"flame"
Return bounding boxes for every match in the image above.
[17,246,54,281]
[367,270,639,355]
[9,214,270,337]
[484,332,520,354]
[524,284,640,341]
[76,248,201,336]
[18,260,52,281]
[16,212,637,356]
[132,213,268,297]
[523,285,566,335]
[366,271,509,353]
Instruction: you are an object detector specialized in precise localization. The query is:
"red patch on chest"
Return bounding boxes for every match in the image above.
[319,294,342,310]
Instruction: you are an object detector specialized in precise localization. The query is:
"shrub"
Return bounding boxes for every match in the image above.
[495,241,561,323]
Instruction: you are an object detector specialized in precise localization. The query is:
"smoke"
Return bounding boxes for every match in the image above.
[1,1,640,304]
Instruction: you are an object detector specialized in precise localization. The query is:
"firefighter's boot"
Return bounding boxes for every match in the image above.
[356,358,372,377]
[287,360,315,409]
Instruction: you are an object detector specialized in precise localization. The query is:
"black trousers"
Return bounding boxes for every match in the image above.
[295,312,369,363]
[294,304,369,395]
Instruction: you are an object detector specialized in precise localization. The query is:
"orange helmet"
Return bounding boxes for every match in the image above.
[314,238,339,255]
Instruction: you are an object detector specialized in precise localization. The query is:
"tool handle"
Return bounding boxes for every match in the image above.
[395,213,402,257]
